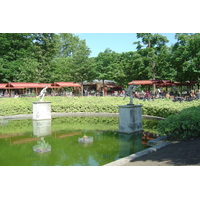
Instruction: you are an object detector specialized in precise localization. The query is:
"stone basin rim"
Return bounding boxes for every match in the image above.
[0,113,165,120]
[0,112,166,166]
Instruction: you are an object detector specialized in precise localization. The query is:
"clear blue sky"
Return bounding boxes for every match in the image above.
[74,33,177,57]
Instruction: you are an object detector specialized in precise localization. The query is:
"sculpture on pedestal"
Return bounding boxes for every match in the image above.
[123,83,141,104]
[37,85,48,102]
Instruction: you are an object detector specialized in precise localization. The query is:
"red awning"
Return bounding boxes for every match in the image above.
[174,81,198,86]
[155,80,174,86]
[128,80,159,85]
[6,82,42,89]
[54,82,81,87]
[129,80,198,86]
[105,84,122,88]
[0,84,6,89]
[38,83,61,89]
[5,82,61,89]
[0,82,81,89]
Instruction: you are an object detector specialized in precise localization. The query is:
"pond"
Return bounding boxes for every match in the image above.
[0,117,160,166]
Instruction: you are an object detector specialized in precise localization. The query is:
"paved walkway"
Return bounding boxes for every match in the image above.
[122,138,200,166]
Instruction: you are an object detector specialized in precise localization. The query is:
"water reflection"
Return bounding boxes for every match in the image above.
[33,119,51,137]
[32,120,52,153]
[118,132,143,158]
[0,117,160,166]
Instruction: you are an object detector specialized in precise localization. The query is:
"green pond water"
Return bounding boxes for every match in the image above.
[0,117,159,166]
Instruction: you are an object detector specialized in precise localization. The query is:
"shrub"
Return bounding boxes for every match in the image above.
[0,97,200,118]
[157,106,200,140]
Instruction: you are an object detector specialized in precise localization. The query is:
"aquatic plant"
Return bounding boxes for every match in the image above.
[33,137,51,153]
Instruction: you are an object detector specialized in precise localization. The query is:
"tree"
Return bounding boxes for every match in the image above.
[95,48,120,95]
[0,33,60,83]
[58,33,80,57]
[0,33,33,62]
[171,33,200,83]
[0,33,35,82]
[49,57,73,83]
[155,46,176,80]
[134,33,169,91]
[117,51,145,86]
[30,33,60,82]
[70,40,92,94]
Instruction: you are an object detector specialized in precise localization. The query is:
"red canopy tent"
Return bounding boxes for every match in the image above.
[6,82,42,89]
[105,84,122,88]
[0,84,6,89]
[173,81,198,86]
[128,80,198,93]
[0,82,82,97]
[38,83,61,89]
[0,82,80,90]
[53,82,81,87]
[128,80,159,85]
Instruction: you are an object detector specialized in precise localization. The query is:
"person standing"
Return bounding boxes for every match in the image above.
[195,89,200,99]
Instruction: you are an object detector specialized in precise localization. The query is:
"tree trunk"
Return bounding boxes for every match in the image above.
[148,39,151,48]
[152,61,156,93]
[102,79,104,96]
[81,79,84,96]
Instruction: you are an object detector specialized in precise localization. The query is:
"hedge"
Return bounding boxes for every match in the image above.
[1,116,159,135]
[0,96,200,118]
[157,106,200,140]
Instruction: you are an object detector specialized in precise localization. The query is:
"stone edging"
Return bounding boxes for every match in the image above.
[0,113,119,120]
[0,112,168,166]
[0,113,165,120]
[104,136,169,166]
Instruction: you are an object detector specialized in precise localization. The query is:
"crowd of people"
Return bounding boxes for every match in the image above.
[132,88,200,102]
[81,87,200,103]
[1,87,200,102]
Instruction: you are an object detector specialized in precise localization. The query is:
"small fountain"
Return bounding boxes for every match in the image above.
[33,137,51,153]
[78,134,93,143]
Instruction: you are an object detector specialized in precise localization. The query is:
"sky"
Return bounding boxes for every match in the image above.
[74,33,177,57]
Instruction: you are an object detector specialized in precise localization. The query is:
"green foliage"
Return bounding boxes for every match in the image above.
[116,51,145,86]
[134,33,169,81]
[0,119,33,135]
[157,106,200,140]
[95,49,120,80]
[71,40,93,93]
[52,117,119,132]
[171,33,200,82]
[0,97,200,119]
[142,119,160,134]
[36,138,50,149]
[0,117,160,138]
[0,33,199,86]
[0,33,91,83]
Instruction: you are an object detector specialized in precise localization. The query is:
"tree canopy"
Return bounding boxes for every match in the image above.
[0,33,199,89]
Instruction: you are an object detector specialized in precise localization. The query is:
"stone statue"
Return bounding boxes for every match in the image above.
[123,83,141,104]
[37,85,48,102]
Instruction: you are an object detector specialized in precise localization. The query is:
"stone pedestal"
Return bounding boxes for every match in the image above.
[33,102,51,120]
[118,104,143,134]
[33,119,51,137]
